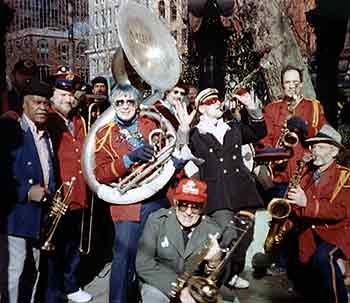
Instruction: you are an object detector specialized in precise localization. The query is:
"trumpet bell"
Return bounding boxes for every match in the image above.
[187,276,220,303]
[117,1,181,92]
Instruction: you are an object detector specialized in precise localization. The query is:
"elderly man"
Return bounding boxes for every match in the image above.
[286,124,350,303]
[94,84,170,303]
[0,79,55,302]
[45,67,92,303]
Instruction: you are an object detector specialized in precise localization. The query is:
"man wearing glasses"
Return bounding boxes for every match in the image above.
[94,84,170,303]
[136,178,224,303]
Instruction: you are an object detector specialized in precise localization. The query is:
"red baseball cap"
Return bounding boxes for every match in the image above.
[173,178,207,204]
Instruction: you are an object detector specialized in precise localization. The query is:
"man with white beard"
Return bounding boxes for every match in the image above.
[286,124,350,303]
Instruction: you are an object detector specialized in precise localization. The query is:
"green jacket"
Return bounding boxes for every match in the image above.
[136,207,222,296]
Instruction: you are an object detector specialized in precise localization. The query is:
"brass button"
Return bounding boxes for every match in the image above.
[209,148,213,153]
[235,168,240,173]
[234,144,239,148]
[311,225,315,229]
[79,170,82,174]
[219,158,223,162]
[73,139,76,142]
[232,155,237,160]
[75,148,79,152]
[77,159,81,163]
[28,178,34,184]
[223,169,228,174]
[27,161,32,166]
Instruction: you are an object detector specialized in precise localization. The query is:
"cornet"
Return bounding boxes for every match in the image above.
[41,177,76,251]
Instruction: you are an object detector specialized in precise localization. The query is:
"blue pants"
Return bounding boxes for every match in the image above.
[288,241,348,303]
[109,198,168,303]
[45,210,83,303]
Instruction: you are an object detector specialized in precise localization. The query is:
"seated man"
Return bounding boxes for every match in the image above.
[286,124,350,303]
[136,178,224,303]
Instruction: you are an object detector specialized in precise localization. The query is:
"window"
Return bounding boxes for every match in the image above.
[38,65,51,81]
[170,0,177,22]
[76,42,87,61]
[158,1,165,18]
[58,42,69,64]
[37,39,49,60]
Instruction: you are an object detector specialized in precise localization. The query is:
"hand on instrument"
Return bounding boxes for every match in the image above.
[127,144,155,163]
[180,286,196,303]
[174,99,196,131]
[287,185,307,207]
[28,184,47,202]
[204,233,223,264]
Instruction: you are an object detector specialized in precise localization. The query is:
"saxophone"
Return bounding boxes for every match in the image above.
[169,211,255,303]
[264,154,313,255]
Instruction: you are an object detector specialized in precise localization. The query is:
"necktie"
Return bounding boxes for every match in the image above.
[313,169,321,185]
[67,120,75,136]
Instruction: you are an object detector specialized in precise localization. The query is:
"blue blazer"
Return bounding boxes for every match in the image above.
[0,116,55,240]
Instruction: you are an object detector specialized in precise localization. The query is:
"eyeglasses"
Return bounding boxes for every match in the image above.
[173,89,186,96]
[201,97,221,106]
[114,99,136,107]
[176,201,203,214]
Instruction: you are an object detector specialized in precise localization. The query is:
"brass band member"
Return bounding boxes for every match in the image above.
[94,84,170,303]
[175,87,266,288]
[0,79,55,302]
[136,178,223,303]
[286,125,350,303]
[258,65,327,194]
[45,67,92,303]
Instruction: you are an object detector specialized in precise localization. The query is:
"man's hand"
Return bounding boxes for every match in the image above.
[174,100,196,131]
[180,286,196,303]
[287,186,307,207]
[127,144,155,163]
[232,90,257,110]
[28,184,47,202]
[204,233,223,265]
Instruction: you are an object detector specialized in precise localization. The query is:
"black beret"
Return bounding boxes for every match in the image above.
[13,59,37,75]
[22,78,53,100]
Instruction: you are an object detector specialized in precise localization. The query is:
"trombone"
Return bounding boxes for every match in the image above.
[79,96,104,255]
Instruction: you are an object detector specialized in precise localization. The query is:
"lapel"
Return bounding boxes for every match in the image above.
[165,211,185,256]
[20,118,44,182]
[199,131,222,156]
[184,219,209,259]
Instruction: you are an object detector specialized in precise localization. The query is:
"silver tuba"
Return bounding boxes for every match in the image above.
[81,1,181,204]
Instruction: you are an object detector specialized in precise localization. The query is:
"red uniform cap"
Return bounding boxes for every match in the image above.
[173,178,207,204]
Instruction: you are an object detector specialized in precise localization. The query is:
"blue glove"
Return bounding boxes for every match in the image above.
[127,144,155,163]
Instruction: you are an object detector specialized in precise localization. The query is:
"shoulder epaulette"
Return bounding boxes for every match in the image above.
[330,166,350,203]
[96,122,115,152]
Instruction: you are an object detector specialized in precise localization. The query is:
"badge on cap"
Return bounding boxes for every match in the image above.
[182,180,199,195]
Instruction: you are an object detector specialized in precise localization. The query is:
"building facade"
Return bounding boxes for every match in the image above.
[87,0,188,86]
[5,0,89,82]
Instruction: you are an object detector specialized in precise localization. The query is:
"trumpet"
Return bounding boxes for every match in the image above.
[41,177,76,251]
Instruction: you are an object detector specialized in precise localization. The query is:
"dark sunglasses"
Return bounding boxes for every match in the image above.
[176,201,203,214]
[114,99,136,107]
[173,89,186,96]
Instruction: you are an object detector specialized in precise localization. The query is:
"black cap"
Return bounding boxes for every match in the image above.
[91,76,108,88]
[13,59,37,75]
[22,78,53,100]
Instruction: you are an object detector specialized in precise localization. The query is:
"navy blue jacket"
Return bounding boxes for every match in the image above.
[0,115,55,240]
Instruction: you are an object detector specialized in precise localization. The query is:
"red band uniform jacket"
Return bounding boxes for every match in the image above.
[94,116,159,222]
[260,97,326,183]
[293,162,350,263]
[48,111,88,210]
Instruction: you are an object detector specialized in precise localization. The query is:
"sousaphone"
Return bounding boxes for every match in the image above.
[81,0,181,204]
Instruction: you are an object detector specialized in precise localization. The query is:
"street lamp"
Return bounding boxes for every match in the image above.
[67,0,75,71]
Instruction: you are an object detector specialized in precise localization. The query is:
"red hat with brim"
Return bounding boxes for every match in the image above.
[173,178,207,204]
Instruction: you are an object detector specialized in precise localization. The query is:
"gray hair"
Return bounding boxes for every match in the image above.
[110,84,142,105]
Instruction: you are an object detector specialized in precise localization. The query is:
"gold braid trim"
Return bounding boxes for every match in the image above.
[330,169,350,203]
[311,100,320,128]
[96,123,115,153]
[80,116,87,136]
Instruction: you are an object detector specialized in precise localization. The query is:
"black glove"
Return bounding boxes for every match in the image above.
[127,144,155,163]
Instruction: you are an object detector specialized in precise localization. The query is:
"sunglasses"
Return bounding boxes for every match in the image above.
[201,97,221,106]
[176,201,203,214]
[173,89,186,96]
[114,99,136,107]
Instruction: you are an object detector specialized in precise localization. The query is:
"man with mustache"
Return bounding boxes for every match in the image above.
[45,67,92,303]
[286,124,350,303]
[0,78,55,302]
